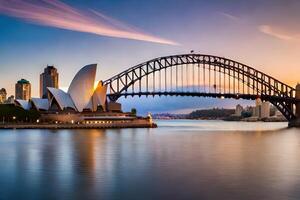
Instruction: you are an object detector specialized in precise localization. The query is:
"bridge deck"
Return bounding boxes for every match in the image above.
[108,92,299,104]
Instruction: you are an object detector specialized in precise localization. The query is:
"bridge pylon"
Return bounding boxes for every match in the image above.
[289,84,300,127]
[296,84,300,117]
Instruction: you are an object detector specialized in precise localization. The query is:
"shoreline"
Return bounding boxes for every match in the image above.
[0,124,157,129]
[0,119,157,129]
[153,118,287,122]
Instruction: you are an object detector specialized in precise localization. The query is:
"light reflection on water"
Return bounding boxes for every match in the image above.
[0,120,299,200]
[157,119,288,131]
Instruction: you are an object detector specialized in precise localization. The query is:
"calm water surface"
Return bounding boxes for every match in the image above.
[0,120,300,200]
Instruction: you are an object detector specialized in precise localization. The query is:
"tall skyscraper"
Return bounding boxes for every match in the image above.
[15,79,31,100]
[40,65,59,98]
[0,88,7,103]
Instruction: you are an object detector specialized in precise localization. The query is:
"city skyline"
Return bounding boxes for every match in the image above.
[1,0,300,113]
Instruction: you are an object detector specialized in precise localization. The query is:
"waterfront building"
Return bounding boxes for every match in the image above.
[67,64,98,112]
[15,64,116,123]
[15,99,31,110]
[5,95,14,104]
[253,106,261,117]
[261,101,270,118]
[107,102,122,112]
[47,64,108,112]
[40,65,59,98]
[31,98,49,111]
[245,106,254,113]
[15,79,31,100]
[235,104,243,116]
[253,98,262,117]
[252,98,270,118]
[0,88,7,103]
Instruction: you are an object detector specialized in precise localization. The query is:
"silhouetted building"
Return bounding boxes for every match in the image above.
[5,95,14,104]
[235,104,243,116]
[40,65,59,98]
[0,88,7,103]
[15,79,31,100]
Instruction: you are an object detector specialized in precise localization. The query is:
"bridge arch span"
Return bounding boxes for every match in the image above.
[103,54,298,121]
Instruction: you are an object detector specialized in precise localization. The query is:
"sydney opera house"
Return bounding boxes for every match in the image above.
[14,64,128,124]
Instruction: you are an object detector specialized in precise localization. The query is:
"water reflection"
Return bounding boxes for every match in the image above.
[0,121,299,200]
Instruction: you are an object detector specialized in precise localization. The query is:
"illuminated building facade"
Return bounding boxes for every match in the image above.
[40,65,59,98]
[15,79,31,100]
[0,88,7,103]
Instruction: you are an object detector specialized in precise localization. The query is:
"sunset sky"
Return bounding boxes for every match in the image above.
[0,0,300,113]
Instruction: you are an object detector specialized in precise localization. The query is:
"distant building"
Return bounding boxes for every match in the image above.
[5,95,14,104]
[15,79,31,100]
[253,98,262,117]
[245,106,254,112]
[235,104,243,116]
[243,106,255,117]
[0,88,7,103]
[252,98,270,118]
[261,101,270,118]
[253,106,260,117]
[255,98,262,106]
[40,65,59,98]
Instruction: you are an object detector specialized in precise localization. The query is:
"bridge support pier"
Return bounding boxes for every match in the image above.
[289,84,300,127]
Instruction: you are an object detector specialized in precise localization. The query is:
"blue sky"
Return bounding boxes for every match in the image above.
[0,0,300,113]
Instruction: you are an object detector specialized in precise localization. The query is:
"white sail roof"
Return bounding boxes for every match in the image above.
[47,87,77,111]
[92,81,107,111]
[31,98,49,111]
[68,64,97,112]
[15,99,31,110]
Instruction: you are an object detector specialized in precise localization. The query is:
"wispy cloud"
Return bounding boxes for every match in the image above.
[258,25,299,42]
[0,0,178,45]
[219,11,300,43]
[218,12,241,23]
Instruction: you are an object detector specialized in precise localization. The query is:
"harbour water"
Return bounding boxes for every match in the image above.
[0,120,300,200]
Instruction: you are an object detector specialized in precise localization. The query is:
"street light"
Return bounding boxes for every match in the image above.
[12,116,16,124]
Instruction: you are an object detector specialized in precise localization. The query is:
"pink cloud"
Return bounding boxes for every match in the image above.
[259,25,299,42]
[0,0,178,45]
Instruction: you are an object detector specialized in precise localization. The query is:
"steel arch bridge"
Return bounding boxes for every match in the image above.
[103,54,299,121]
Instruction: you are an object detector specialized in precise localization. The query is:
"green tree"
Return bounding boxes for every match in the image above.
[0,104,40,123]
[241,111,252,118]
[131,108,137,116]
